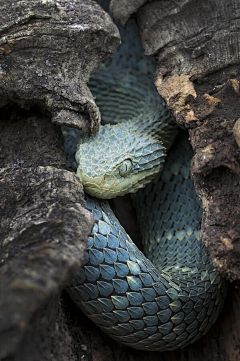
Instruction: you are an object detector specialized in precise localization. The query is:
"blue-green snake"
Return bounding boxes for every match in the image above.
[64,1,227,352]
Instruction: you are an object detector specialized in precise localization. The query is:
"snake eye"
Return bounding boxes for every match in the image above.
[119,159,133,177]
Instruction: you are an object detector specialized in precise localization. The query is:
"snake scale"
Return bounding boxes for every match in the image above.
[64,0,227,352]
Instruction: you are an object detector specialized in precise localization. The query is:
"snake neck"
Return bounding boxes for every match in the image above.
[124,108,178,151]
[89,65,178,151]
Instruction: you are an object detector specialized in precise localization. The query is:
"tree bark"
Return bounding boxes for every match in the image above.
[109,0,148,27]
[0,1,120,360]
[0,109,94,361]
[136,0,240,280]
[0,0,119,132]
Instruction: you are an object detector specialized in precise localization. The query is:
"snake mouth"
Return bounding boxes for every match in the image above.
[77,163,163,199]
[76,169,103,196]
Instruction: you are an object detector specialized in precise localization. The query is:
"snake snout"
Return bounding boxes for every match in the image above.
[75,122,167,199]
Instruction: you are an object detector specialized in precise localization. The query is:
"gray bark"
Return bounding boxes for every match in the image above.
[0,0,120,132]
[109,0,148,27]
[0,111,94,361]
[135,1,240,360]
[0,1,120,360]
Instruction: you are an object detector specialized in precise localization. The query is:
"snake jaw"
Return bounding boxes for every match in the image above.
[77,154,166,199]
[76,171,105,197]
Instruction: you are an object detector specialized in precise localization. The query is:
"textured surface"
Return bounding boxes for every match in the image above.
[65,0,227,352]
[67,16,177,198]
[0,0,120,131]
[109,0,148,27]
[67,135,227,351]
[75,110,167,199]
[1,0,239,360]
[136,0,240,280]
[0,111,93,360]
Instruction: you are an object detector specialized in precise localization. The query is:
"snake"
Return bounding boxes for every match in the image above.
[63,0,227,352]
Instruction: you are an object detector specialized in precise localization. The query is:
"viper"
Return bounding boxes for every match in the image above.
[63,1,227,352]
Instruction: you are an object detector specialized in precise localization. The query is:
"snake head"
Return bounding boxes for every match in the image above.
[75,122,166,199]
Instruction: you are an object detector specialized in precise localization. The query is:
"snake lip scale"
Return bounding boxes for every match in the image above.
[64,0,227,352]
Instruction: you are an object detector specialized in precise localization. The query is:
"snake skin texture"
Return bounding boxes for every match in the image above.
[67,136,226,351]
[64,0,227,352]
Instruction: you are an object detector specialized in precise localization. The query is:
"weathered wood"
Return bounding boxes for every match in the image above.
[109,0,148,27]
[0,110,94,360]
[0,2,120,360]
[133,0,240,280]
[74,1,240,360]
[0,0,120,132]
[107,0,240,279]
[134,1,240,359]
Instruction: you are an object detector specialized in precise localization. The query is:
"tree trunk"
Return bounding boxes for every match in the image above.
[1,0,240,360]
[136,0,240,279]
[0,1,119,360]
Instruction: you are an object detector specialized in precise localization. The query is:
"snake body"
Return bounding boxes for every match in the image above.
[64,1,227,352]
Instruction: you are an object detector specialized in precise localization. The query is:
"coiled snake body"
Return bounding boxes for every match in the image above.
[64,3,227,352]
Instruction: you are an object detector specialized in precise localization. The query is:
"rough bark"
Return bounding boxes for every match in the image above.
[135,0,240,281]
[133,1,240,360]
[97,1,240,360]
[0,1,120,360]
[106,0,240,279]
[109,0,148,27]
[0,109,94,360]
[0,0,120,132]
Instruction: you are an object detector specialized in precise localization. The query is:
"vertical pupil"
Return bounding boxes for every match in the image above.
[119,159,132,176]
